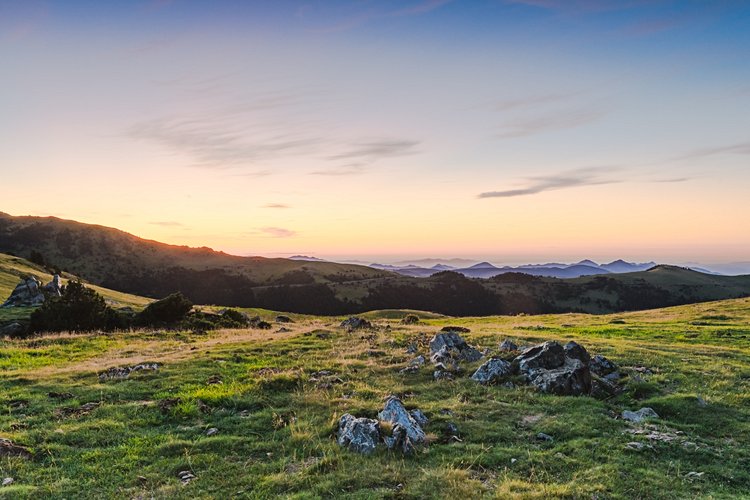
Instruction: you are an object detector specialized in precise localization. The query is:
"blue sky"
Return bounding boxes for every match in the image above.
[1,0,749,264]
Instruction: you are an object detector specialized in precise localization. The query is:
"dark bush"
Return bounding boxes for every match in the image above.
[29,280,124,333]
[137,292,193,327]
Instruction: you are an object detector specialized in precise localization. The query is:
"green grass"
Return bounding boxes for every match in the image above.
[1,299,749,498]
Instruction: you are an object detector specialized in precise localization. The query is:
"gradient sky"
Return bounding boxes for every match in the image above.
[1,0,749,264]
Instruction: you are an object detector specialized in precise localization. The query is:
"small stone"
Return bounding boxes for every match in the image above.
[446,422,459,436]
[499,339,518,352]
[2,478,13,487]
[625,441,647,451]
[622,407,659,423]
[177,470,196,485]
[510,458,517,464]
[337,414,380,454]
[410,355,426,366]
[206,427,218,436]
[536,432,554,442]
[433,369,454,381]
[696,395,708,407]
[684,471,704,481]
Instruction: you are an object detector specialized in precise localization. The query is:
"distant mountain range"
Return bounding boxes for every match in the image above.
[370,258,657,279]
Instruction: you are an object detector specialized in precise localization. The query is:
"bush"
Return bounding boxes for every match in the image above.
[29,280,124,333]
[137,292,193,327]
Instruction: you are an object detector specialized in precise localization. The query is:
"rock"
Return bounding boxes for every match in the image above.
[603,371,622,382]
[536,432,554,442]
[2,478,13,487]
[499,339,518,352]
[684,471,705,481]
[430,345,460,371]
[591,374,623,398]
[0,322,26,336]
[622,407,659,423]
[276,327,292,333]
[410,355,426,366]
[1,277,45,307]
[337,414,380,455]
[400,314,420,325]
[378,397,426,454]
[514,341,566,373]
[471,358,513,384]
[275,315,293,323]
[0,438,31,459]
[625,441,649,451]
[429,332,482,363]
[529,359,592,396]
[563,341,591,365]
[399,365,419,374]
[340,317,372,331]
[158,397,181,414]
[515,341,593,396]
[47,391,74,400]
[206,374,222,385]
[405,343,418,354]
[446,422,459,436]
[433,369,454,381]
[590,354,617,376]
[440,326,470,333]
[98,363,160,381]
[205,427,218,436]
[42,274,63,297]
[409,409,429,427]
[696,395,708,407]
[177,470,196,485]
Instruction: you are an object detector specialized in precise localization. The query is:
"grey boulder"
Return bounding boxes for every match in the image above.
[471,358,513,384]
[429,332,482,363]
[1,277,45,308]
[622,407,659,423]
[337,414,380,455]
[378,397,426,454]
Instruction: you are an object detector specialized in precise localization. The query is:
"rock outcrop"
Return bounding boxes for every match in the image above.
[622,407,659,423]
[378,397,426,454]
[514,341,592,396]
[42,274,63,297]
[1,277,45,307]
[429,332,482,363]
[340,317,372,331]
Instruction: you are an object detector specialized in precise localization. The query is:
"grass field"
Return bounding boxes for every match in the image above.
[1,299,749,498]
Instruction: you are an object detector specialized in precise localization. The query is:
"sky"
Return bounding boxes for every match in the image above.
[1,0,749,265]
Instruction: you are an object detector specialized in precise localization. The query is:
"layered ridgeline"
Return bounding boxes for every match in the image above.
[2,212,750,315]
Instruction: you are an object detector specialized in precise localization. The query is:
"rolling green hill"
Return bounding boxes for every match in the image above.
[2,212,749,316]
[0,253,151,324]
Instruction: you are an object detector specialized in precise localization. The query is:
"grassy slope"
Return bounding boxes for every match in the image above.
[0,299,749,498]
[0,253,150,322]
[0,213,391,285]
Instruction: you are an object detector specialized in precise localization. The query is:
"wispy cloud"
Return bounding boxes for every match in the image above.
[674,141,750,161]
[310,164,368,176]
[328,140,420,161]
[478,167,621,198]
[149,221,185,227]
[259,227,297,238]
[128,117,317,169]
[495,107,606,138]
[263,203,290,209]
[493,92,578,112]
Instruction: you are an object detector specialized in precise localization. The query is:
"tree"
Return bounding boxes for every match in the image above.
[136,292,193,327]
[29,280,123,333]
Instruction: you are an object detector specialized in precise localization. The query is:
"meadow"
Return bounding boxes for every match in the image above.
[1,298,749,498]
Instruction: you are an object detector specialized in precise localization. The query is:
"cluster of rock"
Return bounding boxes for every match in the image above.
[340,317,372,331]
[400,330,620,398]
[337,397,428,455]
[1,275,62,308]
[98,363,160,382]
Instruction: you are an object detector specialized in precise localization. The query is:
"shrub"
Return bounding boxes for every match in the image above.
[29,280,124,333]
[400,314,420,325]
[137,292,193,327]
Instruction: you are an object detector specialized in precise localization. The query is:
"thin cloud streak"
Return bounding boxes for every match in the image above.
[478,167,621,198]
[259,227,297,238]
[495,107,606,138]
[149,221,185,227]
[327,140,420,161]
[263,203,290,209]
[674,141,750,161]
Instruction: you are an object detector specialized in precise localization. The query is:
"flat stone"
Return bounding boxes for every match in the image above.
[622,407,659,423]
